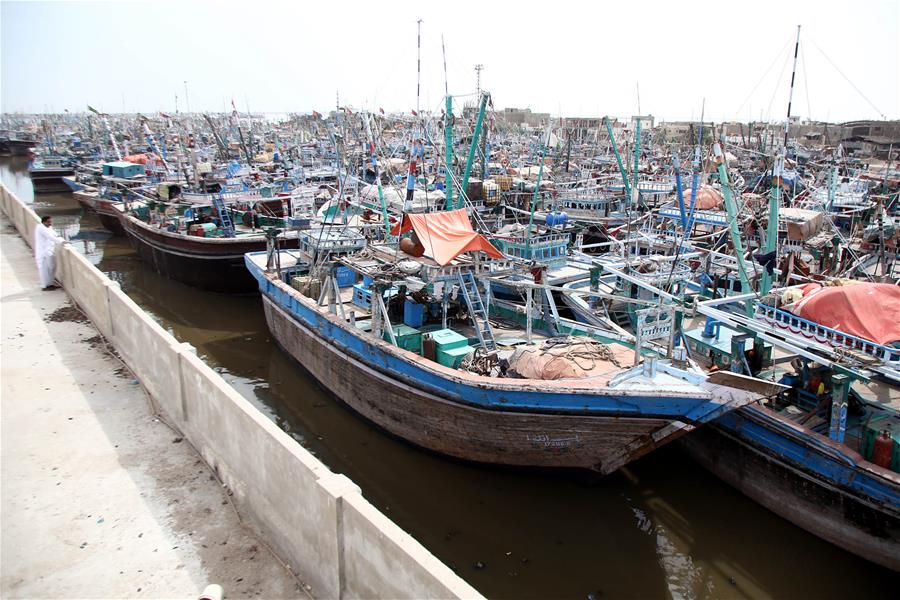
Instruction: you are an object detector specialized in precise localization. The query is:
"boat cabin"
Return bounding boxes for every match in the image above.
[102,161,143,179]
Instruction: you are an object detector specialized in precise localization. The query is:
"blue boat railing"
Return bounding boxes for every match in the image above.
[754,302,900,365]
[658,204,729,226]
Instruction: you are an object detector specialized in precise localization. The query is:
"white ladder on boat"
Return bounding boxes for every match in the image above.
[212,194,236,237]
[457,272,497,351]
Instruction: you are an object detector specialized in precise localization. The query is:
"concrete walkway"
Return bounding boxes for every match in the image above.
[1,217,306,598]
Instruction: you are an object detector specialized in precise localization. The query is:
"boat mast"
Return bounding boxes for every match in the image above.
[526,122,552,253]
[603,116,632,200]
[714,132,754,316]
[684,99,705,235]
[442,36,454,210]
[761,25,801,296]
[458,92,490,209]
[673,151,687,229]
[632,118,641,210]
[88,105,121,160]
[416,19,422,116]
[363,112,392,240]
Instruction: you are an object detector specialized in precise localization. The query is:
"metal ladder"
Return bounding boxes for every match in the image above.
[607,300,632,327]
[457,272,496,351]
[212,194,235,237]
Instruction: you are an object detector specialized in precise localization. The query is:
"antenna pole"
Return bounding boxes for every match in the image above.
[784,25,801,148]
[416,19,423,114]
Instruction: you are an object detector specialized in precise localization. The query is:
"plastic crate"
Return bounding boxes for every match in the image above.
[429,328,468,351]
[335,265,356,288]
[404,300,425,328]
[384,324,421,353]
[437,345,474,368]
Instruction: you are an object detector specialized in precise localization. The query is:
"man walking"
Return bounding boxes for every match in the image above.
[34,215,67,290]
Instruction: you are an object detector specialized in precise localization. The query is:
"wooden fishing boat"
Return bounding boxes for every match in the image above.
[244,209,782,474]
[28,156,76,193]
[686,288,900,571]
[680,400,900,571]
[117,198,298,293]
[73,186,129,235]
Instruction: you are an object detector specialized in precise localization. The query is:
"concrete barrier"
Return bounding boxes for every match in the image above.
[106,285,187,420]
[1,184,39,246]
[62,249,115,337]
[0,183,483,600]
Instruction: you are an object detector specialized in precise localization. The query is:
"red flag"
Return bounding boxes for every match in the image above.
[379,107,385,115]
[411,110,418,116]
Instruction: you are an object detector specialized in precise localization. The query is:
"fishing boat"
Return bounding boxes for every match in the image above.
[28,155,76,193]
[118,195,298,293]
[245,208,783,474]
[684,283,900,571]
[72,162,151,235]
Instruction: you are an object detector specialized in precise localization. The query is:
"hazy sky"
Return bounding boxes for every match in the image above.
[2,0,898,123]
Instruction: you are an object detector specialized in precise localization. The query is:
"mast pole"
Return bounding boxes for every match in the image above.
[603,116,631,199]
[685,99,705,235]
[459,92,489,209]
[714,134,754,316]
[527,122,552,252]
[783,25,801,148]
[442,36,454,210]
[364,112,392,241]
[444,95,454,210]
[416,19,423,115]
[762,25,801,295]
[632,118,641,209]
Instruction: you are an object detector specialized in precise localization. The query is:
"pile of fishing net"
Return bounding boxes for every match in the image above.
[507,337,625,380]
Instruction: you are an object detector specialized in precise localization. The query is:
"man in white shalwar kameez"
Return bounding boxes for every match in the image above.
[34,215,67,290]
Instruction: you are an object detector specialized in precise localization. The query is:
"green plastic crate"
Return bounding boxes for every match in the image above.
[436,344,474,369]
[385,324,422,354]
[429,328,469,351]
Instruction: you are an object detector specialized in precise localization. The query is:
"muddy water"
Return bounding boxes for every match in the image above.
[3,157,896,598]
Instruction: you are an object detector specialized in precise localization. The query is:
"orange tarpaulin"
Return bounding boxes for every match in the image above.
[792,283,900,346]
[689,185,724,210]
[391,208,503,266]
[123,153,152,165]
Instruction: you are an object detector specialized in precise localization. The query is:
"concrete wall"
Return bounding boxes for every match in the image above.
[0,183,482,600]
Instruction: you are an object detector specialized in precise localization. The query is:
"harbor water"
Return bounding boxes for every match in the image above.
[4,157,897,598]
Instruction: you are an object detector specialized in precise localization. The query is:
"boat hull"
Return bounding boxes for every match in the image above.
[680,407,900,572]
[73,191,125,235]
[7,140,36,156]
[122,215,273,293]
[62,176,86,192]
[261,293,693,473]
[30,167,75,193]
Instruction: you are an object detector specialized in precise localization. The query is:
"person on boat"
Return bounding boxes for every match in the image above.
[34,215,68,291]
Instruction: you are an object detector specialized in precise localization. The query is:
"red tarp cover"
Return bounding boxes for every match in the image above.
[793,283,900,346]
[391,208,503,266]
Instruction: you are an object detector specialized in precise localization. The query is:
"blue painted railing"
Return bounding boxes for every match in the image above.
[755,303,900,365]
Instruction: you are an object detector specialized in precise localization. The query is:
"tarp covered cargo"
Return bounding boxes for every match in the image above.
[780,207,824,240]
[688,185,724,210]
[123,153,151,164]
[391,208,503,266]
[790,282,900,346]
[359,183,445,210]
